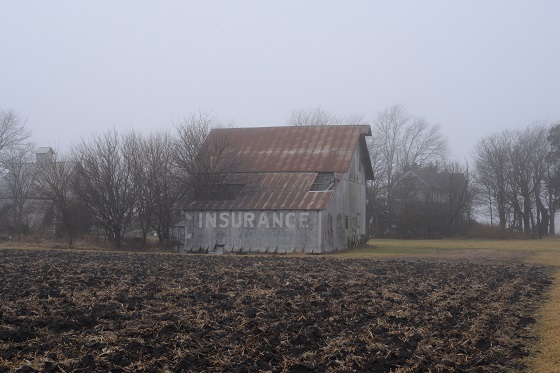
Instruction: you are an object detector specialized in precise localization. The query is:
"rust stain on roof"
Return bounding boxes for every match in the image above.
[207,125,372,175]
[180,125,373,211]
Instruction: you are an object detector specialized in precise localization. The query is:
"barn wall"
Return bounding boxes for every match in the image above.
[179,210,322,254]
[320,145,367,250]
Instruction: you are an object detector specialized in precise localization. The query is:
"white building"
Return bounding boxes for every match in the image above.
[173,125,374,253]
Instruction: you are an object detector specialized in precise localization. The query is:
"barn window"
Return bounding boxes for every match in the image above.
[192,173,245,201]
[359,154,362,172]
[309,172,335,191]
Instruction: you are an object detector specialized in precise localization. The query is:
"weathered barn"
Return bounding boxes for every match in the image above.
[173,125,374,253]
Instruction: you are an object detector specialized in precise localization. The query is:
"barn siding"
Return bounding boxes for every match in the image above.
[179,210,322,254]
[320,145,367,250]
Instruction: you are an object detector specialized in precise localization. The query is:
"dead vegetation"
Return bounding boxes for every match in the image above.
[0,249,553,372]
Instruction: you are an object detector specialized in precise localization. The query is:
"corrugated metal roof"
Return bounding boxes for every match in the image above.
[180,125,373,211]
[183,172,336,211]
[204,125,372,175]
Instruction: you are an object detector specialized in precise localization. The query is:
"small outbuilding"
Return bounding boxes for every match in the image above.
[173,125,374,253]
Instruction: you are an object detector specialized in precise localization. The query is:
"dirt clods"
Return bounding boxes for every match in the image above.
[0,249,553,372]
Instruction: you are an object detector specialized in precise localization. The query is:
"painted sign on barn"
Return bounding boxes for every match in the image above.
[178,210,319,253]
[191,211,310,230]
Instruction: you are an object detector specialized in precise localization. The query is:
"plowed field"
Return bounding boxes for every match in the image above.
[0,249,552,372]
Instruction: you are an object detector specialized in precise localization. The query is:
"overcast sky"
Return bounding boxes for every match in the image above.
[1,1,559,162]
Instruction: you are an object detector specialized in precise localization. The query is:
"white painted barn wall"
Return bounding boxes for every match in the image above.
[175,136,369,254]
[320,144,367,251]
[180,210,322,254]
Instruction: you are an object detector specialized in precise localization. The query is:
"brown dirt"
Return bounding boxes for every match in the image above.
[0,249,553,372]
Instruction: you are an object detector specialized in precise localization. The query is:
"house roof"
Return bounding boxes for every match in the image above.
[180,125,373,211]
[397,169,466,192]
[36,147,54,154]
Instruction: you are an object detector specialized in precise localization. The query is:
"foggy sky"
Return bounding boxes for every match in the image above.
[1,1,559,162]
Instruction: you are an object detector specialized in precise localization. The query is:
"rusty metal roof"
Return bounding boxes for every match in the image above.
[205,125,373,175]
[183,172,336,211]
[180,125,373,211]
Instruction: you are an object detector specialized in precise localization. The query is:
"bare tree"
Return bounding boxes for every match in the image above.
[509,128,536,235]
[126,130,183,246]
[123,131,153,245]
[474,131,513,231]
[34,150,85,244]
[287,107,365,126]
[400,117,448,170]
[174,111,215,190]
[368,105,448,234]
[174,112,241,203]
[146,131,183,245]
[506,124,551,237]
[0,109,32,166]
[370,105,409,233]
[0,145,37,240]
[72,129,137,250]
[546,122,560,234]
[473,124,553,237]
[530,125,552,238]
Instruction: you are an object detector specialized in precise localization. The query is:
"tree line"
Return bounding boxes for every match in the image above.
[0,110,229,249]
[474,123,560,237]
[288,106,560,238]
[1,106,559,248]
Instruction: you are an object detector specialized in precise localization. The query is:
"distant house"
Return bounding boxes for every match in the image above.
[173,125,374,253]
[392,168,468,237]
[0,147,78,237]
[394,169,466,203]
[35,147,55,163]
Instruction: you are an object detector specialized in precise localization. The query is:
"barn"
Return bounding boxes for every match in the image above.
[173,125,374,253]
